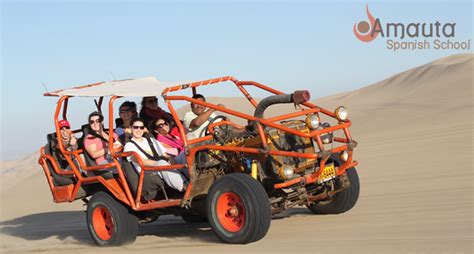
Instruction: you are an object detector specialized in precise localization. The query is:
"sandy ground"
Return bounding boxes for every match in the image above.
[0,54,472,254]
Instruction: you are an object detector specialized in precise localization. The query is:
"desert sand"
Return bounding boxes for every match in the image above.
[0,54,472,253]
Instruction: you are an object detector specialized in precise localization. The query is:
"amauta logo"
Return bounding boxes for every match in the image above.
[353,4,379,42]
[353,4,471,51]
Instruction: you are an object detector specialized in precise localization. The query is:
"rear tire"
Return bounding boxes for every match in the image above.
[86,191,138,246]
[308,167,360,214]
[207,173,271,244]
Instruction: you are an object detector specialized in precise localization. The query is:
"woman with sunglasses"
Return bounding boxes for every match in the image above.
[152,117,184,156]
[139,96,173,128]
[84,112,122,171]
[124,118,187,192]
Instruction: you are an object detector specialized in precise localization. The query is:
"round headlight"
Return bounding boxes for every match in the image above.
[282,165,295,179]
[319,122,333,144]
[335,106,348,121]
[340,150,349,162]
[305,114,320,129]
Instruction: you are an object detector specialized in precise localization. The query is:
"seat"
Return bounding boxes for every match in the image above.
[42,133,87,201]
[44,133,75,186]
[115,118,123,127]
[114,118,131,144]
[121,158,168,201]
[79,124,97,167]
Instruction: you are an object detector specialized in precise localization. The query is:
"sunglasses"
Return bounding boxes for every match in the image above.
[89,119,102,124]
[132,126,145,130]
[155,122,168,129]
[60,127,70,130]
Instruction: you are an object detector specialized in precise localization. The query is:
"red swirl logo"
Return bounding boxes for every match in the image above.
[354,4,379,42]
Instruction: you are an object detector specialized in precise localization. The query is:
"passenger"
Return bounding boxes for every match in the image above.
[152,117,188,177]
[124,118,187,192]
[152,117,184,155]
[139,96,173,128]
[52,119,78,170]
[115,101,138,143]
[84,111,122,175]
[183,94,224,140]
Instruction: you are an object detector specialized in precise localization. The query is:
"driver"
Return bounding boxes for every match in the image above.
[183,94,224,140]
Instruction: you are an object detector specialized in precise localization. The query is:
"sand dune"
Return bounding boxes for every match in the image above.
[1,54,472,253]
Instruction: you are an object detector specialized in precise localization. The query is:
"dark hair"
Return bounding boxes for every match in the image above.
[130,117,145,127]
[120,101,137,111]
[130,117,150,138]
[192,94,206,101]
[88,111,104,122]
[151,117,168,132]
[87,111,105,137]
[141,96,157,109]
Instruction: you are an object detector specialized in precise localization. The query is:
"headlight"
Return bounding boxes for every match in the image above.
[335,106,348,121]
[282,165,295,179]
[305,114,320,129]
[321,123,332,144]
[340,150,349,162]
[318,122,333,144]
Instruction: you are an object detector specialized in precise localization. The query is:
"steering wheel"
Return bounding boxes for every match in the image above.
[201,115,228,137]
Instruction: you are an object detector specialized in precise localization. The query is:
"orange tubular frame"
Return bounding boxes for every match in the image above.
[163,77,357,191]
[41,75,357,212]
[41,95,187,211]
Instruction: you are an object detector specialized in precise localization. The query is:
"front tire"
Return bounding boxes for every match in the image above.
[86,191,138,246]
[207,173,271,244]
[308,167,360,214]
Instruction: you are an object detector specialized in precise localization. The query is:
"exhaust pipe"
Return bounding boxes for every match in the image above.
[253,90,311,119]
[248,90,310,131]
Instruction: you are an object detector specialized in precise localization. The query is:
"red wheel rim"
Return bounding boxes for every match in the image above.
[92,206,114,241]
[216,192,246,232]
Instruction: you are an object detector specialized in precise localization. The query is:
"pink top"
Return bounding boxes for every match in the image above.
[84,133,119,164]
[156,127,184,156]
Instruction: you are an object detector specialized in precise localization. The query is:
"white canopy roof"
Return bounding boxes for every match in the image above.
[45,77,186,97]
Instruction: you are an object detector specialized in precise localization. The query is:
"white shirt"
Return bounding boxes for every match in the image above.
[183,111,218,140]
[124,137,169,173]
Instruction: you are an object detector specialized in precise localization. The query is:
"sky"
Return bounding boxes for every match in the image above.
[1,0,472,161]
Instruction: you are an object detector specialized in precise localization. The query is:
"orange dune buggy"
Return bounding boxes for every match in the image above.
[38,76,359,246]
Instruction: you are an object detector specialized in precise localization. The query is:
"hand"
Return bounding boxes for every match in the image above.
[113,141,122,149]
[217,103,225,108]
[124,127,132,135]
[69,136,77,146]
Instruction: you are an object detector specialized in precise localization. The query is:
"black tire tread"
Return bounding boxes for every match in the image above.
[86,191,138,246]
[227,173,271,242]
[207,173,271,244]
[308,167,360,214]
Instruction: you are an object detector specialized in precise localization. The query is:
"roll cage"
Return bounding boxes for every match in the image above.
[38,76,358,211]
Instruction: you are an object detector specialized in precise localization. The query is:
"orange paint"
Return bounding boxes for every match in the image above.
[39,76,357,213]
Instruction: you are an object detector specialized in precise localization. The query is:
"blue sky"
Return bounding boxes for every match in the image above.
[1,0,472,160]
